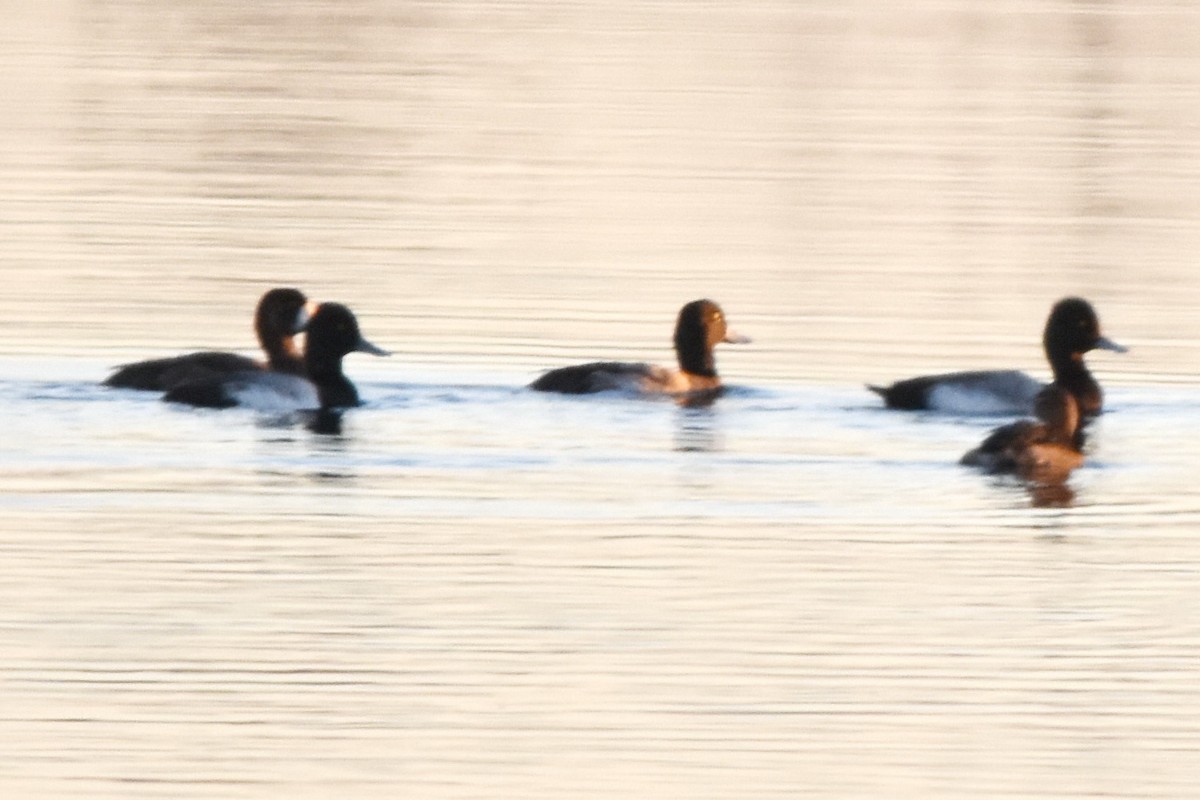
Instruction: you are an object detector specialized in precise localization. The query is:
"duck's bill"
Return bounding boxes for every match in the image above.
[1095,336,1128,354]
[356,337,391,357]
[294,301,320,333]
[723,330,752,345]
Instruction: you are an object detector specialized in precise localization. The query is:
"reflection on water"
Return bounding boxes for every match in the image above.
[305,408,345,437]
[4,1,1200,798]
[1027,480,1077,509]
[673,406,721,453]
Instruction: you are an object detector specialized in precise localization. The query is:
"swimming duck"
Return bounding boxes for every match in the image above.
[105,287,314,391]
[960,385,1084,483]
[869,297,1125,417]
[529,299,749,399]
[163,302,389,411]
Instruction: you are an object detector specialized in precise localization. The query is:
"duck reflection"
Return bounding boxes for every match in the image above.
[1027,480,1076,509]
[252,409,346,437]
[306,408,344,436]
[675,386,723,409]
[674,405,721,453]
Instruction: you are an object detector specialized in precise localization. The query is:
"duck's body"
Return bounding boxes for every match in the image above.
[530,299,747,399]
[163,303,388,411]
[161,370,320,412]
[105,288,313,391]
[105,351,274,392]
[872,370,1043,415]
[529,361,722,396]
[1013,441,1085,486]
[869,297,1124,417]
[961,385,1084,482]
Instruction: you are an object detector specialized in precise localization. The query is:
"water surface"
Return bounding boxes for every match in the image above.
[3,2,1200,798]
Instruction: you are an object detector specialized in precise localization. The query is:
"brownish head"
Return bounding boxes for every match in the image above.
[673,299,750,377]
[254,288,316,372]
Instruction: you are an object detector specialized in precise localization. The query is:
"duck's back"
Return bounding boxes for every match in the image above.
[530,362,656,394]
[105,351,263,391]
[960,418,1045,472]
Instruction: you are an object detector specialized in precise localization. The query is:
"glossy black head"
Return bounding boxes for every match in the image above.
[1041,297,1125,418]
[1042,297,1124,361]
[303,302,389,409]
[255,287,312,373]
[305,303,389,365]
[673,299,746,377]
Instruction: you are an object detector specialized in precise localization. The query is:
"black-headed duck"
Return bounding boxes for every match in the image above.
[869,297,1125,417]
[163,302,388,411]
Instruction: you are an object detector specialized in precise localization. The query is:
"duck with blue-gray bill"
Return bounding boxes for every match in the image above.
[868,297,1125,417]
[164,302,389,411]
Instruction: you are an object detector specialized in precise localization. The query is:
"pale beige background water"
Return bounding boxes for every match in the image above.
[3,2,1200,798]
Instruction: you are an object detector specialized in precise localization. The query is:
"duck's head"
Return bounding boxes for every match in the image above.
[305,302,390,362]
[255,287,318,341]
[673,299,750,377]
[1043,296,1126,360]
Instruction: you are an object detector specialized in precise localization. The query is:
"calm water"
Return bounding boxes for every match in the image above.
[4,2,1200,798]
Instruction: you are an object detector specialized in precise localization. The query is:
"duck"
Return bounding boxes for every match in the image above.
[162,302,389,411]
[529,299,749,399]
[960,385,1084,483]
[868,297,1125,417]
[104,287,315,391]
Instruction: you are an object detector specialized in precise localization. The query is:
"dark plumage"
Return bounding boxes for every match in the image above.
[529,361,657,394]
[961,385,1084,483]
[530,299,749,398]
[105,288,313,391]
[869,297,1125,417]
[164,303,389,411]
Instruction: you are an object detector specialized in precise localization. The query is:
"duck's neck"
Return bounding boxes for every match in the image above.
[675,341,717,379]
[265,335,306,375]
[306,354,360,409]
[1045,419,1078,447]
[1048,351,1101,417]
